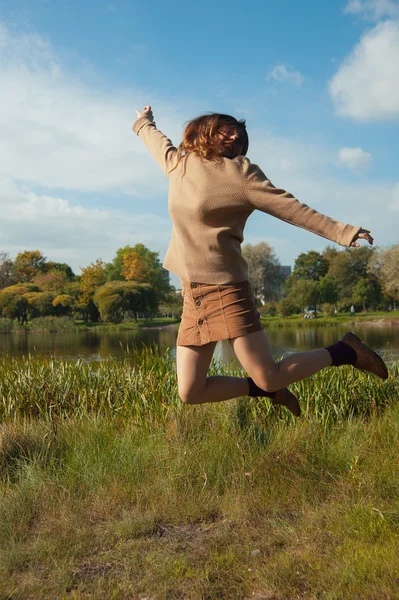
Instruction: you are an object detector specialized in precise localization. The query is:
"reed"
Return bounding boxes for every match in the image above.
[0,346,397,426]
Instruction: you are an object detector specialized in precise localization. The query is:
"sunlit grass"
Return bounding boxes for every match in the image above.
[0,348,398,598]
[0,346,396,424]
[1,405,399,598]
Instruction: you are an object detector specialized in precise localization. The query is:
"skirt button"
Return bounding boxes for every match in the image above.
[190,282,197,288]
[198,319,203,325]
[195,300,201,306]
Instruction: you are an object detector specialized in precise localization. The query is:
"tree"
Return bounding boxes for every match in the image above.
[79,259,107,321]
[369,244,399,302]
[23,292,56,319]
[328,247,374,301]
[52,294,75,316]
[12,250,47,282]
[44,261,75,279]
[122,252,149,282]
[292,250,329,281]
[33,271,68,293]
[0,284,40,324]
[352,278,382,312]
[242,242,284,302]
[318,274,339,305]
[158,290,184,318]
[0,252,13,289]
[106,244,171,303]
[93,281,156,322]
[287,279,320,311]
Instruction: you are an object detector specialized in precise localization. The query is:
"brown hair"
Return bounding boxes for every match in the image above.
[175,113,249,167]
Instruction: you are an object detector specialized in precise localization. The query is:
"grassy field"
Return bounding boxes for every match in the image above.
[0,349,398,599]
[260,310,399,328]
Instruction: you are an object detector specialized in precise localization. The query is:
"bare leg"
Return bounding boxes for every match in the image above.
[176,342,249,405]
[230,329,332,393]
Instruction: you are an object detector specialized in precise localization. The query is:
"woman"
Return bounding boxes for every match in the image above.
[133,106,388,416]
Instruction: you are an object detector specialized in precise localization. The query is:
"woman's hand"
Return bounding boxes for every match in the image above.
[350,228,374,247]
[135,105,153,119]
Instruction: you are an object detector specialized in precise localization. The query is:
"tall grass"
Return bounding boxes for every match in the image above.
[1,406,399,598]
[0,348,398,598]
[0,346,397,424]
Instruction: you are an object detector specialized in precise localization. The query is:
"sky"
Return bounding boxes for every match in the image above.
[0,0,398,287]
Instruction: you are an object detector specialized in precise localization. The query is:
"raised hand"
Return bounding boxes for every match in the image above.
[135,105,153,119]
[350,228,374,247]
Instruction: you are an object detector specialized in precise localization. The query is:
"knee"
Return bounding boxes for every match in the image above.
[252,365,279,393]
[178,385,202,405]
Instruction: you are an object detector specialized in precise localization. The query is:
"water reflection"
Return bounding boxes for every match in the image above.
[0,323,397,364]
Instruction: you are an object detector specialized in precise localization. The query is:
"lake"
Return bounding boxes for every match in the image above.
[0,322,398,365]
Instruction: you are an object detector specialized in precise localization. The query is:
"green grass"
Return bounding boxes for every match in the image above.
[0,347,397,423]
[0,349,398,598]
[75,317,180,331]
[260,310,399,328]
[1,407,399,598]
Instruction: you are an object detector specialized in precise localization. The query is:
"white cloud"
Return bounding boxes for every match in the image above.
[0,22,178,276]
[337,147,372,172]
[0,175,171,273]
[344,0,399,20]
[266,65,304,86]
[329,20,399,120]
[0,23,182,196]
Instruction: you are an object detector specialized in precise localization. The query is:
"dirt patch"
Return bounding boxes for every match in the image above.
[355,318,399,327]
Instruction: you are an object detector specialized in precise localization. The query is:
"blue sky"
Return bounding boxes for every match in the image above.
[1,0,398,286]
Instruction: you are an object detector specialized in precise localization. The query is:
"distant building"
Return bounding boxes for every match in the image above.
[280,265,292,280]
[161,268,170,286]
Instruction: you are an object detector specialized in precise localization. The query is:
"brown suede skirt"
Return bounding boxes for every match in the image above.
[177,279,262,347]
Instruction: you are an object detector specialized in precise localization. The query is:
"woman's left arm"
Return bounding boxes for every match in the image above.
[243,161,370,247]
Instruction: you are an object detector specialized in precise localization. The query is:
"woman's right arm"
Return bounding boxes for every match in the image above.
[133,106,178,176]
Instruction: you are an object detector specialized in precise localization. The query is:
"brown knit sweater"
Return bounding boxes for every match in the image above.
[133,115,360,284]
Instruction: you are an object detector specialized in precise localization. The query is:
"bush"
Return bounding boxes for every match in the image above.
[259,301,278,316]
[0,318,13,333]
[28,316,76,332]
[277,298,300,317]
[321,303,336,317]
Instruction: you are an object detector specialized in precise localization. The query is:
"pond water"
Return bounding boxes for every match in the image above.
[0,323,398,365]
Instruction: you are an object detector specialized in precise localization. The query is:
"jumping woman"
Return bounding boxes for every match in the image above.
[133,106,388,416]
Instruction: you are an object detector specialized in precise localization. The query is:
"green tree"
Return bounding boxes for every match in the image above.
[318,274,339,304]
[44,261,75,279]
[242,242,284,302]
[23,292,56,319]
[292,250,329,281]
[352,278,382,312]
[328,247,374,301]
[287,279,320,311]
[93,281,156,322]
[52,294,75,316]
[0,284,39,324]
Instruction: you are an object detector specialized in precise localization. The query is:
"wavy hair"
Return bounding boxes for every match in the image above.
[174,113,249,168]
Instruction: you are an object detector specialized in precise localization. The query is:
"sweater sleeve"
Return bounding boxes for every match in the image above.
[132,116,178,176]
[243,161,361,247]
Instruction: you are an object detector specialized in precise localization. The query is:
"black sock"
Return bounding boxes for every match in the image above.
[247,377,276,399]
[325,341,357,367]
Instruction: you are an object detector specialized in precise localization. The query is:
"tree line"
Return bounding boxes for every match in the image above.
[243,242,399,316]
[0,242,398,324]
[0,245,181,324]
